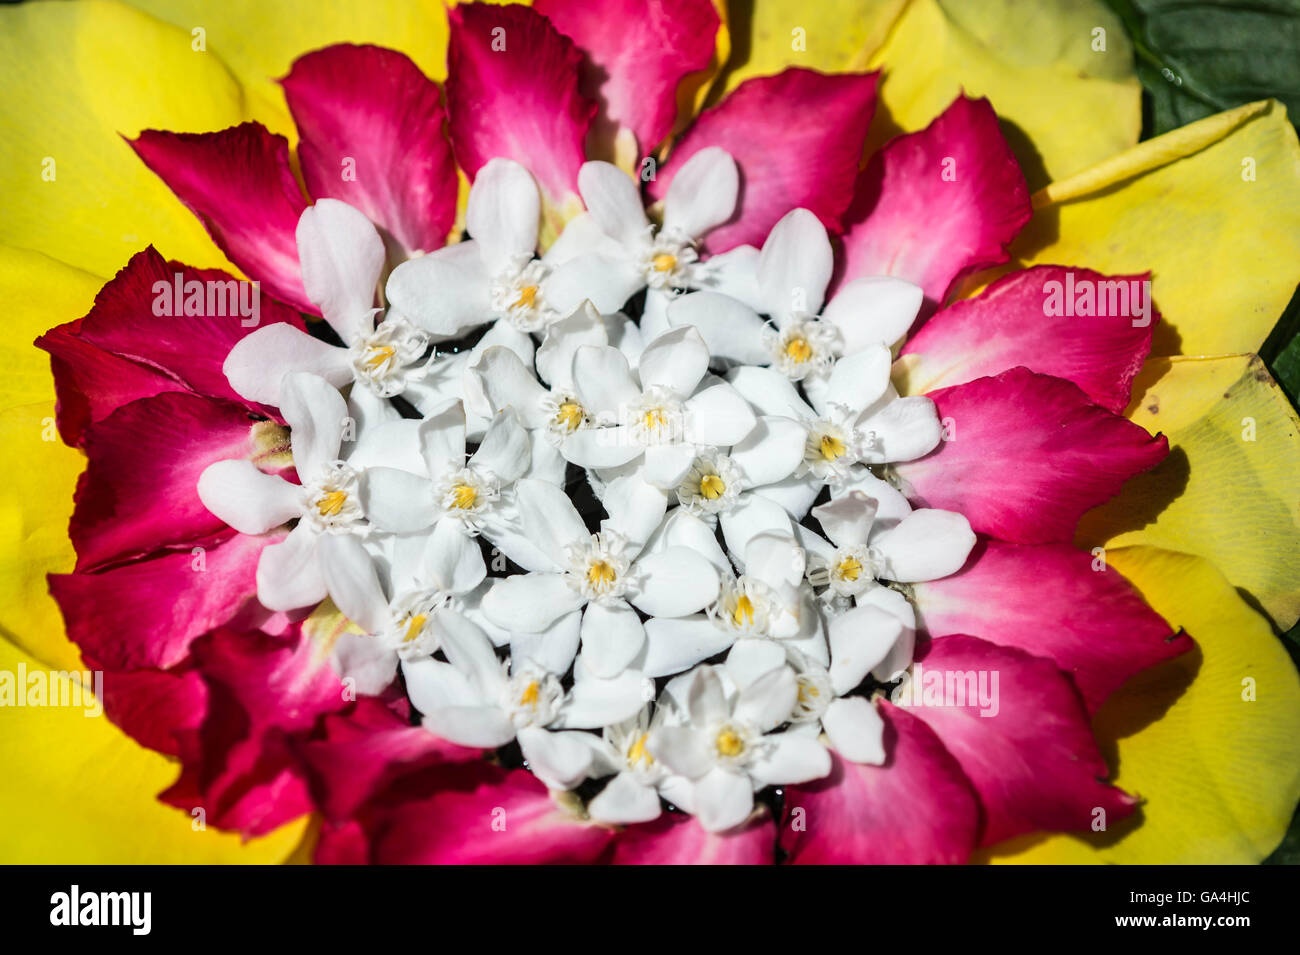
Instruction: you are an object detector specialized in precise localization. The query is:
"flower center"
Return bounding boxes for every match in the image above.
[566,531,632,602]
[785,337,812,363]
[586,559,618,591]
[402,613,428,643]
[301,462,364,533]
[651,252,677,273]
[820,434,846,460]
[555,400,585,432]
[627,732,653,768]
[449,483,478,509]
[836,555,862,582]
[514,284,539,309]
[315,490,347,517]
[715,725,747,759]
[364,344,397,369]
[731,593,756,628]
[699,473,726,499]
[518,680,540,707]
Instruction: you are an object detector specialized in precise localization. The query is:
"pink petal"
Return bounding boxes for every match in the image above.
[912,539,1192,713]
[100,667,208,759]
[781,703,979,864]
[48,531,280,671]
[902,635,1136,846]
[901,266,1157,413]
[838,96,1030,308]
[282,44,458,256]
[446,3,595,210]
[301,699,484,821]
[894,368,1168,543]
[648,68,878,252]
[71,392,287,570]
[535,0,720,154]
[608,811,775,864]
[130,125,313,312]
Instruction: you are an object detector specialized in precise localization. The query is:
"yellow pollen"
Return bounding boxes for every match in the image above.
[731,594,755,628]
[820,433,847,461]
[651,253,677,273]
[797,680,821,704]
[699,473,726,499]
[364,344,396,369]
[643,407,667,431]
[715,728,745,758]
[785,337,813,363]
[315,490,347,517]
[555,400,585,432]
[402,614,428,643]
[837,555,863,582]
[627,733,653,767]
[518,680,541,707]
[586,560,617,589]
[513,284,539,309]
[449,483,478,509]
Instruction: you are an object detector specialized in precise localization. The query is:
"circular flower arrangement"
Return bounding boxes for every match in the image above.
[12,0,1300,864]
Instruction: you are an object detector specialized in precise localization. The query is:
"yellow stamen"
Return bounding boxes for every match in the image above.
[837,555,863,582]
[627,733,653,767]
[784,337,813,363]
[449,483,478,509]
[518,680,540,707]
[316,490,347,517]
[555,400,585,432]
[513,284,539,309]
[797,680,821,704]
[820,434,846,461]
[651,253,677,273]
[715,728,745,758]
[402,614,428,643]
[699,473,726,499]
[643,407,667,431]
[731,594,755,628]
[364,344,396,369]
[586,560,617,589]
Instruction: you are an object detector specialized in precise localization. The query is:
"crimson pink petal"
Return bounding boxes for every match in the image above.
[282,44,458,256]
[894,368,1168,544]
[129,126,313,312]
[837,96,1030,307]
[901,266,1157,413]
[649,68,878,251]
[607,811,775,864]
[100,667,208,759]
[913,539,1192,713]
[535,0,720,154]
[781,703,979,864]
[446,3,595,208]
[902,635,1136,846]
[48,531,280,671]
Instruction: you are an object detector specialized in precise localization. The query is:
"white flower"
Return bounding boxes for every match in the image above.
[481,475,721,679]
[584,705,674,825]
[647,663,831,832]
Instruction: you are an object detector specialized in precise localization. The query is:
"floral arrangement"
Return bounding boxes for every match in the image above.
[4,0,1300,865]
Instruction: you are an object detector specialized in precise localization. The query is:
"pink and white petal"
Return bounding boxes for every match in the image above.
[638,325,709,398]
[693,766,755,833]
[360,468,436,532]
[641,614,735,678]
[819,344,892,417]
[280,371,349,478]
[719,493,792,568]
[822,697,886,765]
[601,474,668,552]
[642,442,697,490]
[317,534,389,634]
[823,275,924,352]
[446,3,594,213]
[649,69,878,252]
[560,426,644,468]
[662,146,739,240]
[837,96,1031,308]
[903,635,1137,846]
[899,266,1157,414]
[197,459,300,536]
[49,532,275,671]
[537,0,721,155]
[518,726,596,790]
[588,772,662,826]
[385,243,492,336]
[857,395,943,464]
[482,573,588,633]
[627,547,720,617]
[829,604,904,695]
[466,158,542,272]
[684,380,757,446]
[748,735,831,786]
[730,415,806,488]
[911,540,1188,713]
[894,369,1168,544]
[130,124,312,312]
[667,291,770,365]
[573,344,642,415]
[223,323,351,406]
[256,523,327,612]
[758,208,833,324]
[296,198,385,342]
[781,705,979,864]
[576,160,649,245]
[515,477,590,564]
[727,364,815,419]
[610,810,774,863]
[282,43,457,256]
[579,600,647,678]
[872,508,976,583]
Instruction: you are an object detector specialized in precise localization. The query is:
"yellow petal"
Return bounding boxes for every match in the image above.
[125,0,453,139]
[0,635,308,863]
[0,1,245,277]
[1077,354,1300,631]
[864,0,1141,187]
[713,0,904,97]
[1014,99,1300,357]
[982,546,1300,864]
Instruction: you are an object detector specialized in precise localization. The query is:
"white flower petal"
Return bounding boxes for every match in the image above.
[223,323,352,406]
[600,474,667,554]
[385,242,491,336]
[515,477,590,565]
[509,610,582,675]
[873,508,976,582]
[559,426,644,469]
[724,637,788,691]
[481,573,588,633]
[360,468,436,532]
[197,459,300,535]
[424,705,517,748]
[402,657,480,710]
[858,585,918,682]
[436,607,507,697]
[684,380,757,447]
[692,766,754,833]
[587,772,662,825]
[347,418,426,474]
[556,665,648,728]
[648,725,713,779]
[643,509,731,576]
[818,344,892,417]
[747,735,831,786]
[423,518,487,594]
[750,476,823,522]
[317,533,389,634]
[822,275,923,351]
[418,397,468,477]
[857,395,943,464]
[719,494,792,570]
[641,442,697,490]
[641,615,736,678]
[834,470,913,529]
[579,600,646,679]
[811,491,877,548]
[280,371,349,479]
[699,244,766,312]
[573,344,641,417]
[627,547,720,617]
[727,364,815,419]
[822,697,886,765]
[758,208,833,326]
[663,147,739,239]
[518,726,594,790]
[734,664,797,733]
[578,160,650,246]
[829,603,904,695]
[467,347,549,429]
[468,409,531,485]
[730,415,806,488]
[536,300,609,390]
[467,158,541,274]
[330,633,397,696]
[296,198,385,342]
[667,290,770,365]
[638,325,709,398]
[543,211,626,265]
[544,253,645,315]
[256,523,327,612]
